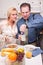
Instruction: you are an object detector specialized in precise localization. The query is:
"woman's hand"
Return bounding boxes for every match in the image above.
[0,27,2,34]
[5,36,11,44]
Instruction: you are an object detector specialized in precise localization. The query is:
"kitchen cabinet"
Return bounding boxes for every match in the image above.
[0,0,43,18]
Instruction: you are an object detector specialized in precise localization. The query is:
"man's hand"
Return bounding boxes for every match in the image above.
[20,24,26,32]
[18,34,21,40]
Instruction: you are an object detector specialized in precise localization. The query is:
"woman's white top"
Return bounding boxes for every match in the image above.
[0,20,18,37]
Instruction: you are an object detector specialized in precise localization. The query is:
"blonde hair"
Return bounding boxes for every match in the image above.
[7,7,18,19]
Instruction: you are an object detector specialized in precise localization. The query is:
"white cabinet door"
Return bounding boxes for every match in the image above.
[29,0,41,13]
[40,0,43,16]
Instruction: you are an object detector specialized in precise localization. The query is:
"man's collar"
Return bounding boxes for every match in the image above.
[23,18,29,21]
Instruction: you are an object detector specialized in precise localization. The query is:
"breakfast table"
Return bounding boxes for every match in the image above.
[25,54,42,65]
[0,45,42,65]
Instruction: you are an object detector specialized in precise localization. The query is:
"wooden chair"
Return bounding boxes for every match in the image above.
[37,29,43,50]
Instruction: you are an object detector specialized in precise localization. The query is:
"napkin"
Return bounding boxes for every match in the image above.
[32,48,42,57]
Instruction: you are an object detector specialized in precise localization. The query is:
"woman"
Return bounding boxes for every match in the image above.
[0,7,18,44]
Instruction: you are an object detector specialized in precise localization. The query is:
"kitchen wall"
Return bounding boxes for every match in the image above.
[0,0,43,20]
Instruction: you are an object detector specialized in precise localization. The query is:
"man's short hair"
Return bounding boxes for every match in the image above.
[20,3,31,11]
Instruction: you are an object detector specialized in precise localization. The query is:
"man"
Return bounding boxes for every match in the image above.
[17,3,43,45]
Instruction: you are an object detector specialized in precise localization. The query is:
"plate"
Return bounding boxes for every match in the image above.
[24,45,38,52]
[5,44,18,48]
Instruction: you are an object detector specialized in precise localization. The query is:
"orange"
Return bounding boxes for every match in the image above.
[26,51,32,58]
[8,52,17,61]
